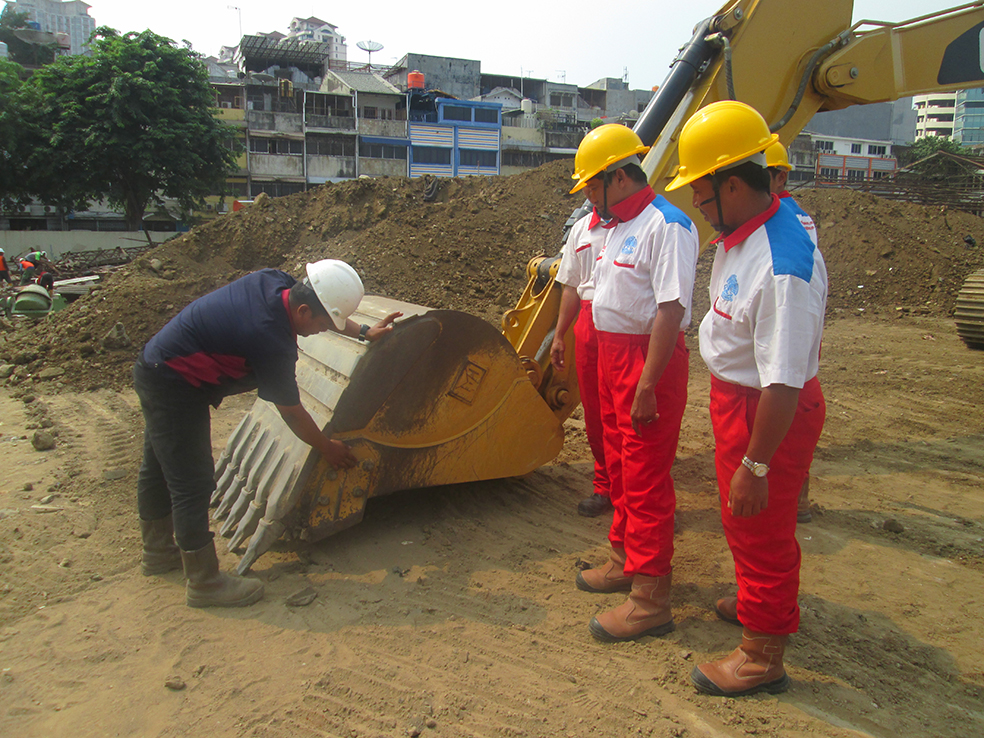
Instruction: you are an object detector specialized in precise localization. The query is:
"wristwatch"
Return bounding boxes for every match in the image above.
[741,455,769,477]
[358,323,370,342]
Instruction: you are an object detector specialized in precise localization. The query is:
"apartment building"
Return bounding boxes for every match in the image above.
[914,92,957,139]
[809,134,898,182]
[3,0,94,55]
[287,16,346,70]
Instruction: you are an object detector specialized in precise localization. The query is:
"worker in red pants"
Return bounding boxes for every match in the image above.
[766,141,818,525]
[666,101,827,696]
[551,199,613,518]
[569,124,699,642]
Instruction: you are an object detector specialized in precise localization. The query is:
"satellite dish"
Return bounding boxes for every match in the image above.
[356,40,383,67]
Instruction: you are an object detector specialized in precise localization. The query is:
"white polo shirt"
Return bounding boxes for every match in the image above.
[779,192,818,246]
[699,195,827,390]
[592,193,699,336]
[556,210,607,301]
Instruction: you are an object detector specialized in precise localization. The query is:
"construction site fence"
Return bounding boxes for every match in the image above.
[802,177,984,216]
[0,230,173,261]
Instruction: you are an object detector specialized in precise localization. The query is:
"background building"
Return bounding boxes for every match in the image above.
[3,0,94,55]
[914,92,957,139]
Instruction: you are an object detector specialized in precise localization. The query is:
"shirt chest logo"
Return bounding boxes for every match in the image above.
[721,274,739,302]
[612,236,638,269]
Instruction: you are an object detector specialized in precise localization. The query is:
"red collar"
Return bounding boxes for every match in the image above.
[586,206,608,230]
[720,193,781,252]
[778,190,791,199]
[596,186,657,229]
[281,288,298,339]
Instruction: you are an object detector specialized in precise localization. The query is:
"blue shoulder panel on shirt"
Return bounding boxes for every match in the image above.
[650,195,693,229]
[779,196,809,219]
[764,203,815,281]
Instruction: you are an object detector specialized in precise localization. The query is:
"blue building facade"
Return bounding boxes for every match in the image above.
[954,88,984,146]
[408,95,502,177]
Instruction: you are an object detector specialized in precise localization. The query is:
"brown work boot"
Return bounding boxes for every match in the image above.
[140,514,182,576]
[589,572,674,642]
[578,494,613,517]
[576,546,632,593]
[797,476,812,523]
[181,540,264,608]
[691,628,791,696]
[715,596,742,626]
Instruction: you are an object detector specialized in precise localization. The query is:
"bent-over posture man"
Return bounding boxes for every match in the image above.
[135,260,400,607]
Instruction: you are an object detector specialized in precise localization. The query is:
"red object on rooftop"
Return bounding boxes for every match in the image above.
[408,70,425,90]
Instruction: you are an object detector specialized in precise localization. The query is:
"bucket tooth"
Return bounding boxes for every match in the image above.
[221,449,285,537]
[214,414,251,482]
[213,429,270,519]
[236,518,286,575]
[227,499,263,552]
[210,421,260,506]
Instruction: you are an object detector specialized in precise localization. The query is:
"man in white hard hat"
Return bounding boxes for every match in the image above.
[133,261,400,608]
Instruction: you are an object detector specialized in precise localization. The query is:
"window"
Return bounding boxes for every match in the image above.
[851,143,862,154]
[307,135,355,157]
[443,106,472,122]
[361,143,408,160]
[502,151,546,168]
[460,150,497,168]
[413,147,452,165]
[872,171,887,180]
[363,106,378,119]
[818,167,840,180]
[846,169,866,181]
[815,140,834,151]
[251,182,306,198]
[868,144,887,156]
[249,138,303,155]
[474,108,499,124]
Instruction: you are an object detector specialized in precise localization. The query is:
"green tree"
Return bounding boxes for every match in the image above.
[898,135,971,166]
[20,27,237,231]
[0,58,29,209]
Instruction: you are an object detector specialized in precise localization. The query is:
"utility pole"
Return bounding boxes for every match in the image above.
[228,5,243,40]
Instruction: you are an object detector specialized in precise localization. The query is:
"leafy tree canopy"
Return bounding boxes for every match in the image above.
[18,27,237,230]
[898,135,972,166]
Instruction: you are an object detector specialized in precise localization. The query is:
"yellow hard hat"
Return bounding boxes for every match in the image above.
[570,124,650,194]
[665,101,779,191]
[765,141,793,171]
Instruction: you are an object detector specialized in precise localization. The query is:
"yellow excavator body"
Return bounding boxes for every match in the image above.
[215,0,984,570]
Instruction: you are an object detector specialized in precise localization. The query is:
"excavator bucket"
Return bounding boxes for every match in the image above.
[213,294,567,573]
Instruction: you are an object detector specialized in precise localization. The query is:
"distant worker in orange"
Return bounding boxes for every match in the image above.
[0,248,11,285]
[766,141,817,524]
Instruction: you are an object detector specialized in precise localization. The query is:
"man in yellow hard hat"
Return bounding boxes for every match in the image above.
[569,124,699,642]
[550,193,613,518]
[667,101,827,697]
[766,141,817,525]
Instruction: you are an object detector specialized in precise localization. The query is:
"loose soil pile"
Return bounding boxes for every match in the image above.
[2,161,984,393]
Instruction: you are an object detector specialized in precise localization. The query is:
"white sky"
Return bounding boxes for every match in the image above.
[82,1,971,88]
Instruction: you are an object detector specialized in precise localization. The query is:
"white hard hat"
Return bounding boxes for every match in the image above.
[304,259,364,330]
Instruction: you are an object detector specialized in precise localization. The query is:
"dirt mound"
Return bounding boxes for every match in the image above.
[0,160,579,391]
[2,167,983,393]
[795,187,984,315]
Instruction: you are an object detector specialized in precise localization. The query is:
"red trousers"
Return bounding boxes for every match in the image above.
[598,331,688,578]
[710,375,826,634]
[574,300,609,498]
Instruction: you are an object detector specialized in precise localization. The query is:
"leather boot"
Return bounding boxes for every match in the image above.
[589,572,674,642]
[140,515,182,576]
[576,546,632,593]
[797,476,812,523]
[691,628,791,696]
[181,540,264,608]
[715,596,742,626]
[577,494,613,517]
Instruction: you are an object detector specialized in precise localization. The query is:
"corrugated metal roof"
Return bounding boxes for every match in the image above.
[332,71,402,95]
